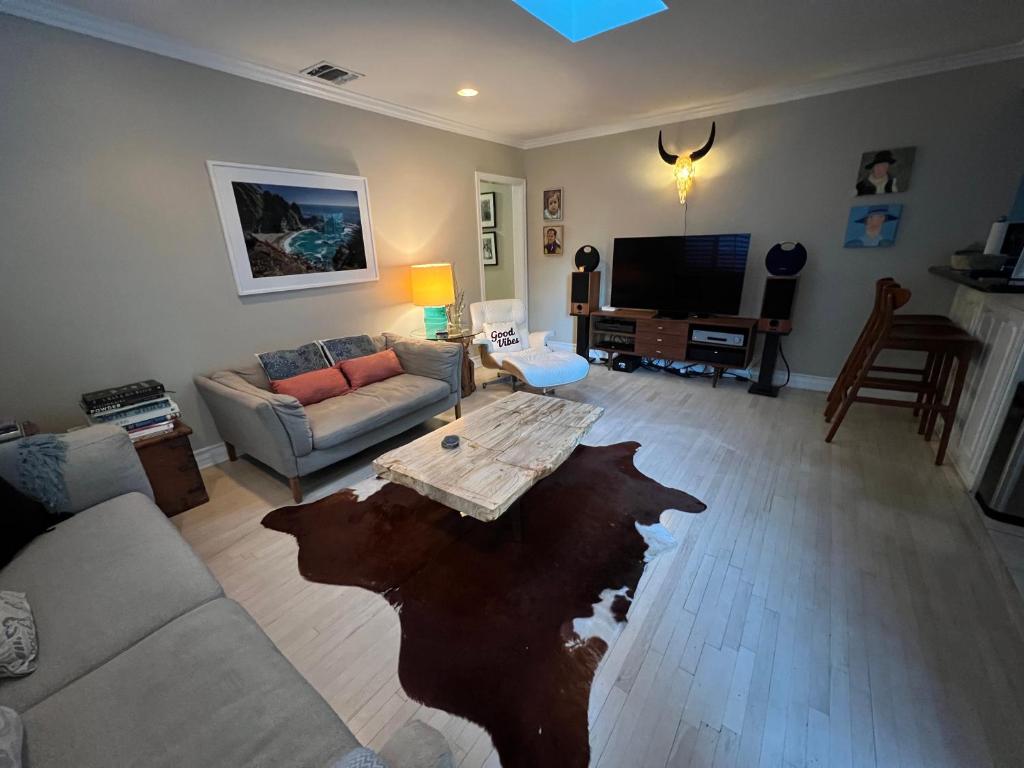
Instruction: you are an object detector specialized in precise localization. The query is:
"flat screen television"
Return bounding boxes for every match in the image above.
[610,233,751,317]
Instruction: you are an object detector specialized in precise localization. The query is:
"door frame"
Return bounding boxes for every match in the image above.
[474,171,528,325]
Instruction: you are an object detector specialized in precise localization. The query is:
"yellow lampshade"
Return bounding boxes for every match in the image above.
[410,263,455,307]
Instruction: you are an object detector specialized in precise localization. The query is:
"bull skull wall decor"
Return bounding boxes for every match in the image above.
[658,121,715,205]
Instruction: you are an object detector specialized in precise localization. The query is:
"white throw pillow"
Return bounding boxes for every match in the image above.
[483,321,525,353]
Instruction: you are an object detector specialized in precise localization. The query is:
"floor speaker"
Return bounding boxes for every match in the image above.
[570,271,600,317]
[759,276,798,334]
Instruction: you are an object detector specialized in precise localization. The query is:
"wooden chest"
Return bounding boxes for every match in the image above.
[133,420,209,517]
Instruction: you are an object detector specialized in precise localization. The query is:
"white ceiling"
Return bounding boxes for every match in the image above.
[12,0,1024,146]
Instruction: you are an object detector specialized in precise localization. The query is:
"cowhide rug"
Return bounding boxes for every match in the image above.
[262,441,705,766]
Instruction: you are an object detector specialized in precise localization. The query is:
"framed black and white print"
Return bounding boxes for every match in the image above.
[480,191,497,228]
[481,231,498,266]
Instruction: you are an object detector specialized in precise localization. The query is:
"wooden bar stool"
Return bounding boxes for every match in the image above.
[825,278,954,422]
[826,284,978,465]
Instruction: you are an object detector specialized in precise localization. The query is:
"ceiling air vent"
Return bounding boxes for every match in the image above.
[300,61,363,85]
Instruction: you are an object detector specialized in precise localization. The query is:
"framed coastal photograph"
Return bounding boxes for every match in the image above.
[543,225,563,255]
[854,147,916,196]
[844,204,903,248]
[207,161,379,295]
[481,231,498,266]
[542,188,563,221]
[480,191,496,228]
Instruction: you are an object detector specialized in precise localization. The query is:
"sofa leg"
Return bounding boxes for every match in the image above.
[225,442,237,462]
[455,402,463,419]
[289,477,303,504]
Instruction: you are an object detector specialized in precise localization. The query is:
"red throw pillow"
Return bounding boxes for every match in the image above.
[339,349,404,389]
[270,366,351,405]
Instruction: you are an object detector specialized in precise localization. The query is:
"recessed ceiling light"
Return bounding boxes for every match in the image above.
[457,88,479,98]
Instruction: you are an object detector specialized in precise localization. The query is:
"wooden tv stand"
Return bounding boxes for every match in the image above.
[589,309,758,386]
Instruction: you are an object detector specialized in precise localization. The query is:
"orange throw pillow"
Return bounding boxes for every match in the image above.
[270,366,351,405]
[339,349,404,389]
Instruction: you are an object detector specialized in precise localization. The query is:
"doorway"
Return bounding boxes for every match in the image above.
[475,172,528,316]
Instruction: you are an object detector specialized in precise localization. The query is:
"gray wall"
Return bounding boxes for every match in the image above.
[525,60,1024,378]
[481,181,516,300]
[3,12,1023,454]
[0,16,523,449]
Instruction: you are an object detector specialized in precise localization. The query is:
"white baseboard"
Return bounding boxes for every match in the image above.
[194,441,228,469]
[753,369,833,391]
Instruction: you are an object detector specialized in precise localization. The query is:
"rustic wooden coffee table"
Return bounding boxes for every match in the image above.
[373,392,603,529]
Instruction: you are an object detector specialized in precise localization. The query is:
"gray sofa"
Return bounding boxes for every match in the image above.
[196,334,462,502]
[0,426,450,767]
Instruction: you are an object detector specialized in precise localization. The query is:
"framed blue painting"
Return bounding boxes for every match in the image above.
[844,204,902,248]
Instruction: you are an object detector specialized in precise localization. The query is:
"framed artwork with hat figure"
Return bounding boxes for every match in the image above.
[854,146,916,195]
[844,203,903,247]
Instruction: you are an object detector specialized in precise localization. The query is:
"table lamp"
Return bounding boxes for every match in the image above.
[411,263,455,337]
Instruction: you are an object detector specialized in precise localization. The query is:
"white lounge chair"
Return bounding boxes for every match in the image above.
[469,298,590,392]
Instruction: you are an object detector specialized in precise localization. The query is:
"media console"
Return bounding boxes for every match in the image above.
[589,309,758,386]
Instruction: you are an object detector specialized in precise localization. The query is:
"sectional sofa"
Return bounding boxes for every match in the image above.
[0,425,449,767]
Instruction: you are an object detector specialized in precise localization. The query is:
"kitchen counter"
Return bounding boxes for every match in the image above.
[941,284,1024,490]
[929,265,1024,293]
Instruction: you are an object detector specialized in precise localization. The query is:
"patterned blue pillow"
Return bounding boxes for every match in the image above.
[319,335,378,364]
[255,343,328,381]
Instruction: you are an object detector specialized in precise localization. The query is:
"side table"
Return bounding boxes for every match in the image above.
[411,328,477,397]
[133,419,209,517]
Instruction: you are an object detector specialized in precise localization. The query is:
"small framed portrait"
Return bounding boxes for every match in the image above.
[481,231,498,266]
[542,225,563,256]
[542,188,563,221]
[844,204,902,248]
[854,147,915,196]
[480,191,496,228]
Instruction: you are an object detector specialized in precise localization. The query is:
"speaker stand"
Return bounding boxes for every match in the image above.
[575,315,594,361]
[749,332,782,397]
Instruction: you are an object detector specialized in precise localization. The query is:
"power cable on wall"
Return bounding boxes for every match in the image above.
[778,338,792,389]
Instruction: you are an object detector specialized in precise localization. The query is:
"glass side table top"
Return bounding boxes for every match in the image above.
[410,326,475,341]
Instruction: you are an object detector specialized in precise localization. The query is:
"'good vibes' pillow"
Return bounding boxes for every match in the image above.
[484,322,524,353]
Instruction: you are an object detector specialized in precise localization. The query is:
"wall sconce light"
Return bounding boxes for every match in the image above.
[658,122,715,205]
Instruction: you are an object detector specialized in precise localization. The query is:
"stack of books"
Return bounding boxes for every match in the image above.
[81,380,180,442]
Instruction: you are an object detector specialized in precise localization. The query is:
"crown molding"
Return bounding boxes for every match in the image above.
[0,0,525,148]
[3,0,1022,153]
[520,39,1024,149]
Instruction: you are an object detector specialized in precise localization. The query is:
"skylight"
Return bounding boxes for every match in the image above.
[511,0,668,42]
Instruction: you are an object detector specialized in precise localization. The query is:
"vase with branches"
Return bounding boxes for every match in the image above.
[445,278,466,330]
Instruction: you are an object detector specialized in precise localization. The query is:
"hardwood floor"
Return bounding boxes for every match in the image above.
[174,364,1024,767]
